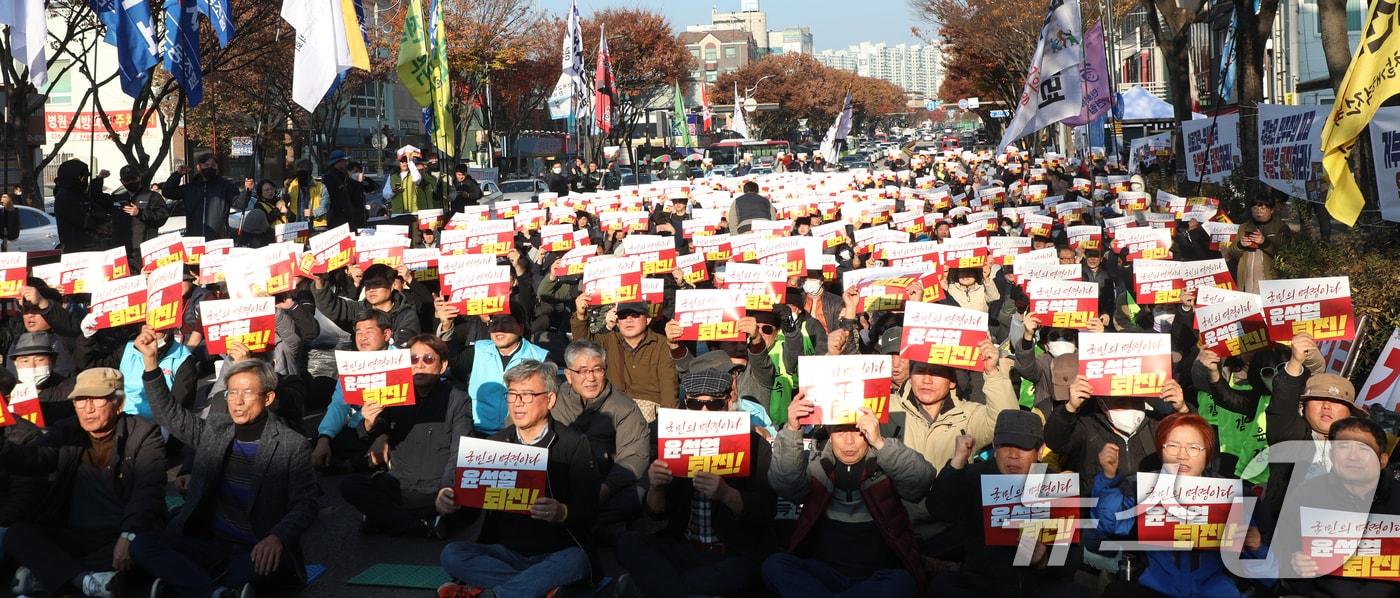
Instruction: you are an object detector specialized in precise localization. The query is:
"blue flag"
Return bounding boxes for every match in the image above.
[194,0,235,47]
[89,0,161,98]
[163,0,204,106]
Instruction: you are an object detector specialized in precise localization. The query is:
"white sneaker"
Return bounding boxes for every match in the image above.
[82,571,116,598]
[11,567,44,595]
[149,577,165,598]
[239,582,255,598]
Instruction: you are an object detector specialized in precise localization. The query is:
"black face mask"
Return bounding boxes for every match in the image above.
[123,182,143,193]
[200,167,218,179]
[412,373,439,388]
[296,170,312,181]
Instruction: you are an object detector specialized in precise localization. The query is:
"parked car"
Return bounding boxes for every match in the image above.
[12,206,58,251]
[498,179,548,202]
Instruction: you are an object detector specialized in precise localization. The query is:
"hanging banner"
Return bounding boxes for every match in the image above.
[1259,276,1356,343]
[1181,113,1240,184]
[452,436,549,513]
[1257,104,1327,200]
[673,289,746,342]
[335,349,416,407]
[1366,106,1400,223]
[1078,332,1172,397]
[796,355,893,425]
[899,301,989,371]
[656,408,750,477]
[1358,329,1400,410]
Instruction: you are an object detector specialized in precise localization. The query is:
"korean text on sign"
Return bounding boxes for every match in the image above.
[980,473,1080,546]
[656,408,750,477]
[453,436,550,513]
[1135,472,1243,550]
[1078,333,1172,397]
[796,355,892,425]
[1259,277,1356,343]
[899,301,988,371]
[200,298,277,355]
[335,349,416,407]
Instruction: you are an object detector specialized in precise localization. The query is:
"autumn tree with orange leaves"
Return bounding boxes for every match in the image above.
[713,54,906,142]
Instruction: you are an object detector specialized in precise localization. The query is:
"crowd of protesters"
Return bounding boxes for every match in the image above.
[0,142,1392,598]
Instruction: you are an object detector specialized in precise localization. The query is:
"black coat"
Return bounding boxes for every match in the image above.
[364,380,474,497]
[0,413,168,534]
[143,369,320,584]
[1044,399,1169,493]
[450,421,599,557]
[107,188,170,253]
[322,168,366,232]
[0,205,20,252]
[53,159,96,250]
[310,284,422,348]
[0,419,46,526]
[545,172,571,196]
[646,430,778,560]
[163,171,245,239]
[451,177,484,211]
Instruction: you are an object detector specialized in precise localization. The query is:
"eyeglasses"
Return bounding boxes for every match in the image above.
[1162,441,1206,457]
[226,389,266,400]
[410,354,438,365]
[566,366,606,378]
[73,396,112,408]
[685,397,728,411]
[506,390,551,404]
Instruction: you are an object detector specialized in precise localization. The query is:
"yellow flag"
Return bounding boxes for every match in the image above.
[1319,0,1400,226]
[428,0,454,156]
[341,0,369,71]
[396,0,431,106]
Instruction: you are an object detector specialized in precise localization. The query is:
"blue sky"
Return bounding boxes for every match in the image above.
[534,0,927,51]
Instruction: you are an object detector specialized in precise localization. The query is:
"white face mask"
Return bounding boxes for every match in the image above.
[802,279,823,295]
[1153,311,1176,333]
[15,365,50,386]
[552,168,562,174]
[1107,408,1146,435]
[157,335,169,350]
[1045,341,1076,358]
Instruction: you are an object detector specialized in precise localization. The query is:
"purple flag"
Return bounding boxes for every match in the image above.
[1064,23,1110,126]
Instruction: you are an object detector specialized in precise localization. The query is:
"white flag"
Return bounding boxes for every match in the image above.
[547,73,576,120]
[820,92,854,163]
[281,0,354,113]
[997,0,1085,153]
[0,0,47,87]
[561,0,585,90]
[732,82,751,139]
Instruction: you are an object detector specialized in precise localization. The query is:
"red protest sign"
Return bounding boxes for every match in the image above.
[1118,191,1149,211]
[693,233,733,262]
[620,235,678,277]
[140,233,185,272]
[1260,277,1356,343]
[842,266,926,312]
[582,256,643,306]
[656,408,751,477]
[674,289,746,342]
[441,265,512,316]
[201,298,277,355]
[33,253,99,295]
[754,237,822,278]
[1023,215,1053,238]
[8,384,41,427]
[145,262,185,331]
[1203,222,1238,251]
[1066,225,1103,251]
[900,301,988,371]
[882,241,941,269]
[989,236,1032,266]
[980,473,1080,546]
[720,263,785,311]
[89,276,148,330]
[102,247,129,280]
[1113,227,1173,261]
[1135,472,1243,550]
[308,224,353,274]
[452,436,549,513]
[1179,259,1236,294]
[1196,299,1270,357]
[1133,259,1185,304]
[1300,507,1400,580]
[1027,279,1100,329]
[675,252,710,286]
[551,244,598,278]
[0,393,14,428]
[0,252,26,299]
[1013,263,1082,290]
[937,237,989,269]
[354,234,409,269]
[275,222,310,245]
[416,208,444,231]
[402,248,440,283]
[796,355,893,425]
[1079,333,1172,397]
[335,350,415,407]
[462,220,515,256]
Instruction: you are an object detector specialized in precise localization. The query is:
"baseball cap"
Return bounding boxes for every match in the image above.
[69,368,123,399]
[689,349,744,374]
[994,409,1044,449]
[614,302,648,316]
[1050,354,1077,405]
[682,368,732,398]
[119,165,142,181]
[877,327,903,355]
[1301,373,1363,416]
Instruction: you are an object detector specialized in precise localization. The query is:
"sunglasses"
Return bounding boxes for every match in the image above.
[617,311,647,320]
[757,324,776,335]
[684,397,727,410]
[410,354,438,365]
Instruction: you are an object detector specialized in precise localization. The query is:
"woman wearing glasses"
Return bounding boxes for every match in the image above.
[1091,413,1272,597]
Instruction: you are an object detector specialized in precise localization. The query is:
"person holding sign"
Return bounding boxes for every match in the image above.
[130,337,320,597]
[573,296,679,411]
[1092,414,1269,597]
[1271,417,1400,595]
[311,263,421,348]
[436,360,599,598]
[925,410,1092,598]
[764,395,934,596]
[7,332,77,427]
[615,368,777,598]
[340,335,473,538]
[312,311,396,470]
[1222,195,1290,295]
[74,322,196,423]
[0,368,167,598]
